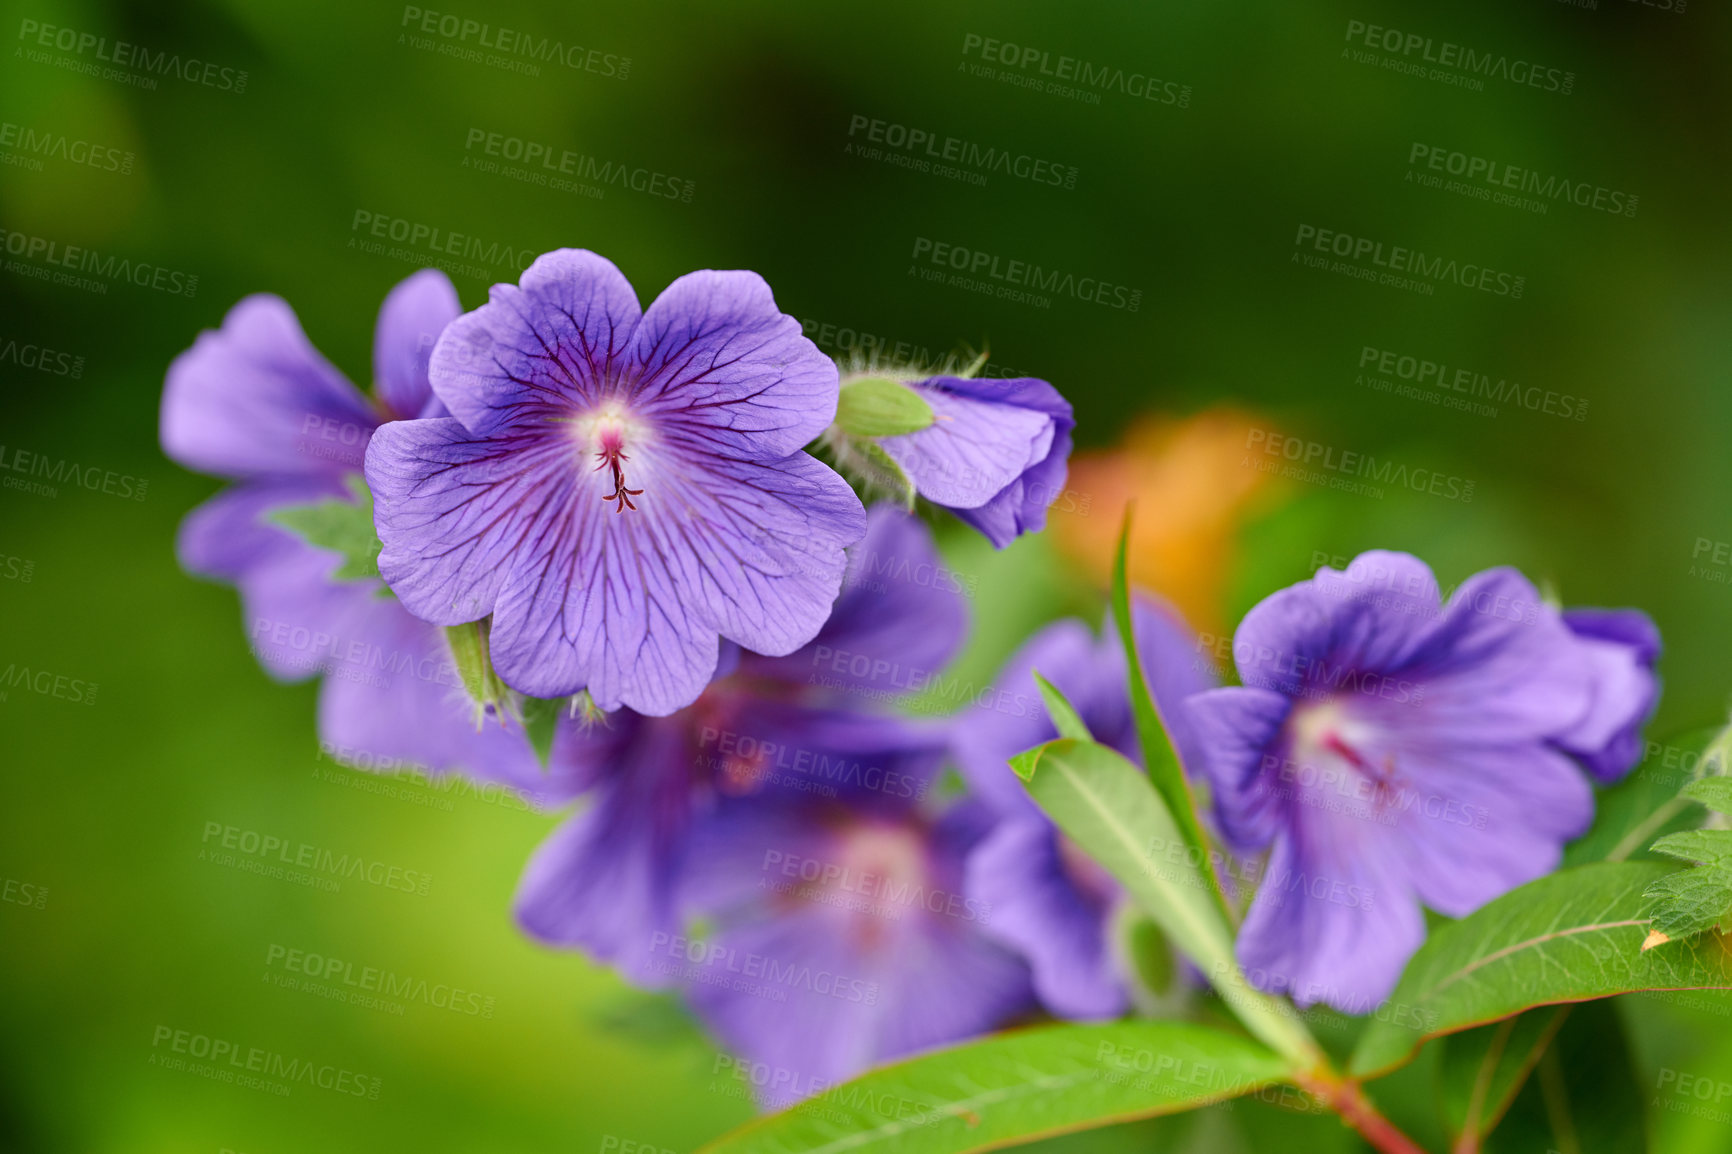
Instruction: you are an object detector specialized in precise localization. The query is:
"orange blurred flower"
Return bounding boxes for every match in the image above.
[1050,407,1283,640]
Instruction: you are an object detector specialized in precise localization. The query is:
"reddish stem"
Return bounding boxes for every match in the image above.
[1298,1069,1430,1154]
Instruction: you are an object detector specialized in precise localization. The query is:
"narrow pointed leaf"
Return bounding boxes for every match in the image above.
[1109,507,1215,887]
[697,1020,1291,1154]
[1349,861,1732,1080]
[1032,672,1092,742]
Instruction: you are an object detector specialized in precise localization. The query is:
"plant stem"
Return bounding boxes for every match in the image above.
[1298,1067,1430,1154]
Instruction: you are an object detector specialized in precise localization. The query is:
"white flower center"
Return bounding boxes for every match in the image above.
[574,405,645,513]
[1282,698,1401,811]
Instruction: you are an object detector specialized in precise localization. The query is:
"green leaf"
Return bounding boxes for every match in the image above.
[834,377,935,437]
[1633,728,1732,940]
[267,474,381,581]
[518,695,563,769]
[1644,830,1732,938]
[1682,774,1732,817]
[696,1020,1291,1154]
[1108,506,1215,895]
[1032,672,1092,742]
[1472,1000,1646,1154]
[1349,861,1732,1080]
[1563,726,1719,866]
[1437,1006,1570,1144]
[1015,738,1316,1065]
[1007,745,1041,784]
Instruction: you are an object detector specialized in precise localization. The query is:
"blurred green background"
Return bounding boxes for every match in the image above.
[3,0,1731,1150]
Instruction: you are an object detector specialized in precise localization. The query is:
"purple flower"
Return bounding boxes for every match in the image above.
[1555,609,1661,781]
[1185,551,1660,1012]
[163,269,454,483]
[951,596,1216,1020]
[512,506,968,982]
[676,789,1032,1109]
[365,250,867,716]
[163,269,459,634]
[876,375,1073,548]
[161,271,573,802]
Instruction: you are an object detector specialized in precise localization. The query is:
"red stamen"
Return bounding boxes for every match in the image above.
[593,438,642,514]
[1324,733,1400,808]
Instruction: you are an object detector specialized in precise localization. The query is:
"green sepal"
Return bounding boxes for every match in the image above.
[444,620,507,720]
[835,377,935,437]
[518,695,563,768]
[829,434,917,509]
[267,474,382,581]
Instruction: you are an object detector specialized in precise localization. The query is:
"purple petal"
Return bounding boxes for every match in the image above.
[314,598,579,804]
[176,479,340,585]
[489,450,862,712]
[743,505,968,698]
[630,269,839,458]
[366,417,531,626]
[177,483,390,683]
[1394,743,1591,916]
[1184,687,1292,850]
[687,906,1030,1109]
[514,714,700,984]
[678,800,1031,1105]
[374,269,461,420]
[951,618,1103,819]
[881,376,1074,549]
[1556,609,1661,782]
[949,421,1073,549]
[1235,833,1421,1012]
[953,595,1215,822]
[966,818,1126,1020]
[879,384,1053,509]
[1400,569,1594,744]
[161,294,378,480]
[1233,552,1441,695]
[713,706,947,809]
[429,249,643,438]
[370,414,864,714]
[650,451,867,664]
[1563,607,1661,663]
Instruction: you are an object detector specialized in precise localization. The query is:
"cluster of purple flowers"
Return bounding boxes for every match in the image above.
[162,254,1660,1108]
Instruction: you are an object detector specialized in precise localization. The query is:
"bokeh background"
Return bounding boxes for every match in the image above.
[3,0,1730,1150]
